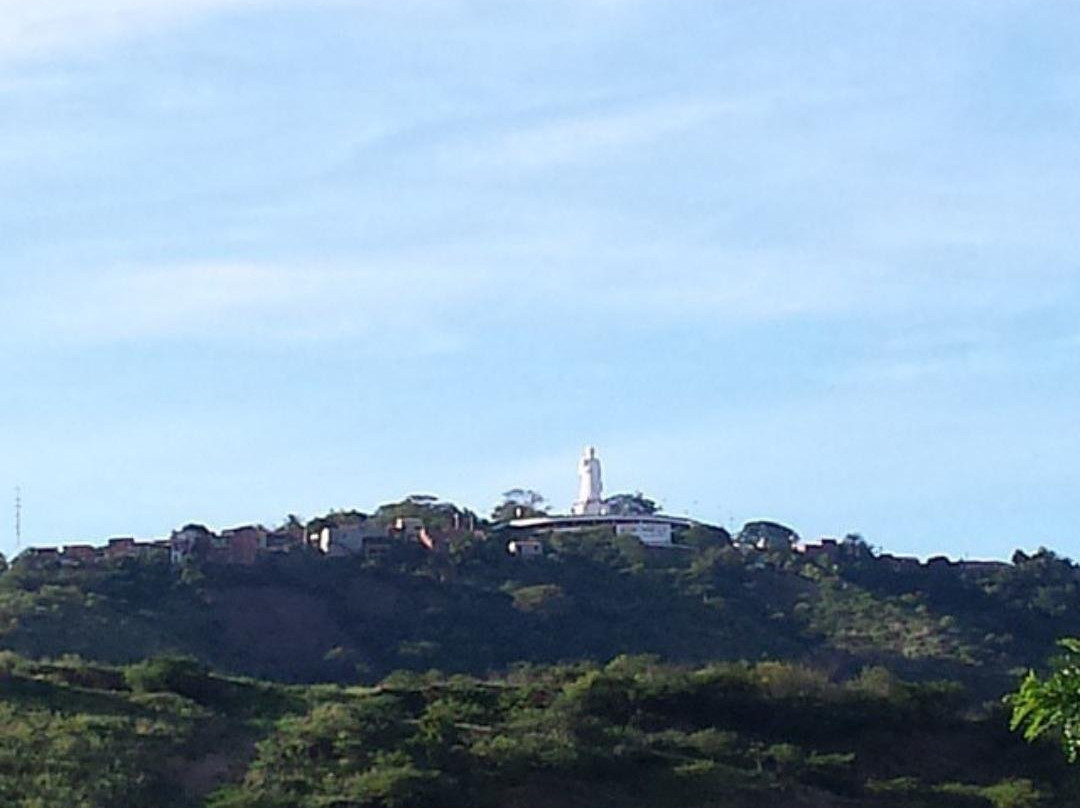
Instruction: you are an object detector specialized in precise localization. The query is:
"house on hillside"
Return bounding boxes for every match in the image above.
[615,521,673,547]
[508,539,543,559]
[311,524,367,557]
[62,545,98,565]
[419,526,441,552]
[363,540,391,561]
[958,560,1009,575]
[801,538,841,561]
[22,547,60,566]
[170,524,215,564]
[105,537,139,560]
[391,518,424,541]
[925,556,958,577]
[878,553,921,572]
[217,525,265,565]
[264,529,302,554]
[419,525,478,554]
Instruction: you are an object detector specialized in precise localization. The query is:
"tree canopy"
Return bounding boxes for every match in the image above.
[604,491,660,516]
[491,488,548,521]
[1011,637,1080,761]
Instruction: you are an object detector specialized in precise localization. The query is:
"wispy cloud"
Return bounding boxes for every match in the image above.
[8,262,486,351]
[12,237,1076,353]
[0,0,638,62]
[0,0,269,60]
[440,97,748,174]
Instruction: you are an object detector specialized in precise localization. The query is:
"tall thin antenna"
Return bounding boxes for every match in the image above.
[14,487,22,552]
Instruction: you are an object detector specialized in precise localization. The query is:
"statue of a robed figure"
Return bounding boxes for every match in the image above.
[572,446,606,516]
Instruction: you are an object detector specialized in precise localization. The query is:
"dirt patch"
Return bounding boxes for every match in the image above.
[207,586,351,680]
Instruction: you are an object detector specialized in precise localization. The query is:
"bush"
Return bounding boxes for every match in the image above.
[347,751,444,808]
[511,584,571,615]
[124,655,215,701]
[982,779,1043,808]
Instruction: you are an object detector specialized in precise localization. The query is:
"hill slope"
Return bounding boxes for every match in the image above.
[2,533,1078,697]
[1,652,1076,808]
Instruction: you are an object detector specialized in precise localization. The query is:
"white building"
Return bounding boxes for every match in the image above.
[615,521,673,547]
[312,525,366,557]
[496,446,708,548]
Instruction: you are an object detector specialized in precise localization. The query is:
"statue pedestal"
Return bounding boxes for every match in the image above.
[571,499,606,516]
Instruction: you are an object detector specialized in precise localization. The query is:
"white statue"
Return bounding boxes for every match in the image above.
[572,446,606,516]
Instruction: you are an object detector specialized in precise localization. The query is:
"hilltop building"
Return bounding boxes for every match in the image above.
[497,446,710,548]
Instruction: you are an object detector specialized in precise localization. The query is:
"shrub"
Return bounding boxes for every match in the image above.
[511,584,570,615]
[124,655,214,701]
[982,779,1043,808]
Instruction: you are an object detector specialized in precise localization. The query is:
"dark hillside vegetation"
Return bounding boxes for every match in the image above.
[2,534,1079,697]
[0,652,297,807]
[2,536,1080,805]
[0,652,1074,808]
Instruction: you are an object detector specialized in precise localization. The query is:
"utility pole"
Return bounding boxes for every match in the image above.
[14,487,21,552]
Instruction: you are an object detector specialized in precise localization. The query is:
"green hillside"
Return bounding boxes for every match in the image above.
[2,531,1078,697]
[0,651,1075,808]
[5,531,1080,805]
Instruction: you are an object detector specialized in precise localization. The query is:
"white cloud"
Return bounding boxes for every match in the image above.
[0,0,269,60]
[0,0,585,61]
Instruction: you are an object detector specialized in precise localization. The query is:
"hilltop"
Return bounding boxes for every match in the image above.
[2,511,1078,699]
[4,505,1080,806]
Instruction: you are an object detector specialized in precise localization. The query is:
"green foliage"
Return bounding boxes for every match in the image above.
[372,495,476,532]
[491,489,547,521]
[5,530,1080,699]
[737,521,798,550]
[604,492,660,516]
[8,532,1080,805]
[802,579,975,662]
[936,779,1044,808]
[679,525,731,550]
[211,660,1075,807]
[510,584,570,615]
[1010,637,1080,761]
[981,779,1043,808]
[125,655,213,698]
[0,651,1073,807]
[868,777,1044,808]
[0,656,213,807]
[0,704,164,807]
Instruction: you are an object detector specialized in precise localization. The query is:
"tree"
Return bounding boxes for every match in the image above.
[680,524,731,550]
[737,521,799,551]
[124,655,216,703]
[373,496,476,532]
[307,509,368,533]
[1010,638,1080,761]
[603,492,659,516]
[841,532,875,557]
[491,489,547,522]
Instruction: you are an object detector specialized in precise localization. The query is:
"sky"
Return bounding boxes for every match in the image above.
[1,0,1079,561]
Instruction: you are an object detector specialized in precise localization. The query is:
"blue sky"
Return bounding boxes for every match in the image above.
[2,0,1079,560]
